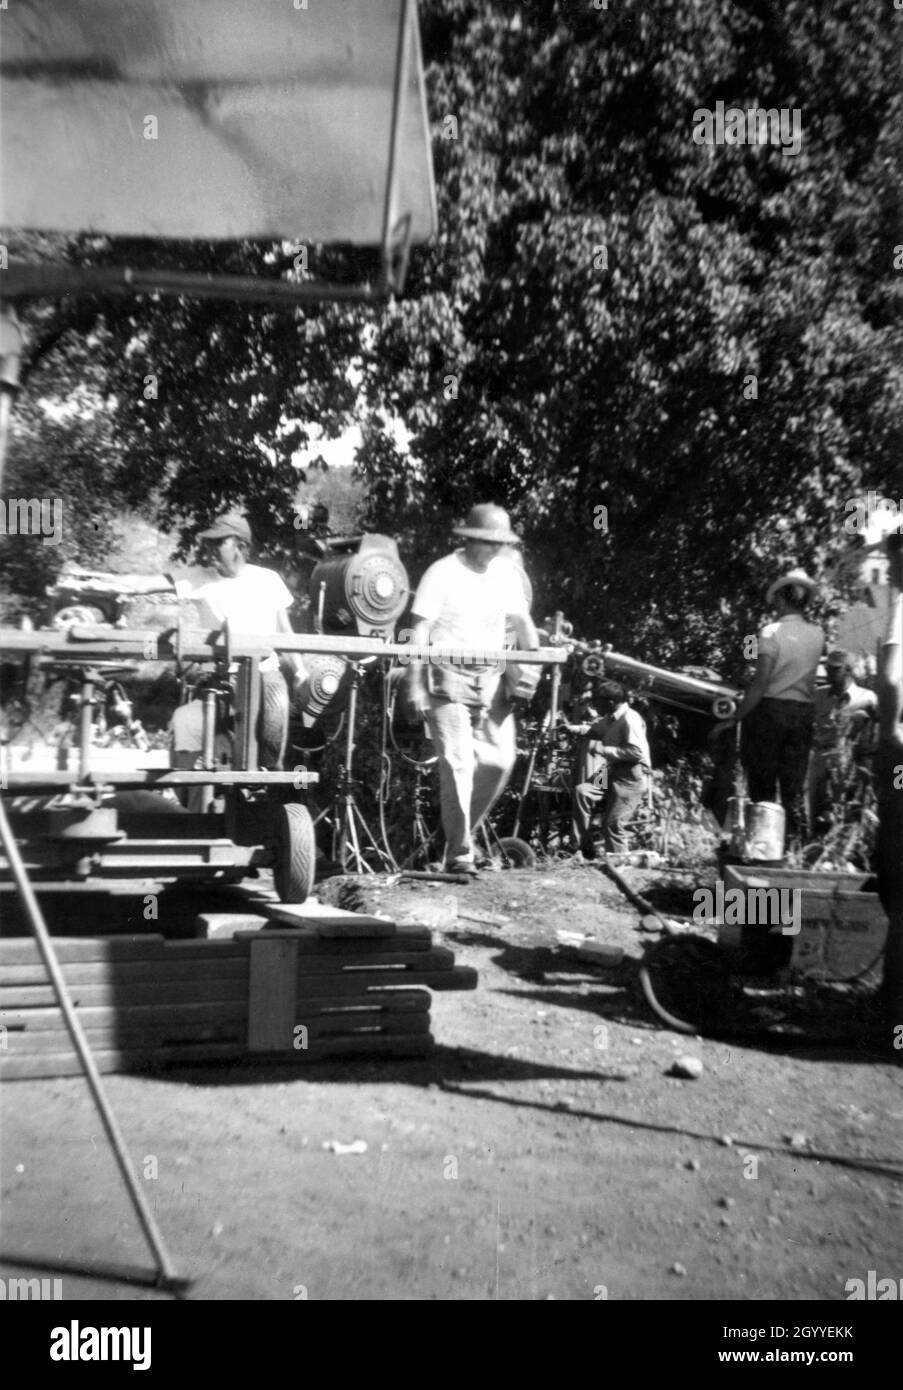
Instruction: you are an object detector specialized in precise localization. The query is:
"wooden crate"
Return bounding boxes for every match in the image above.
[719,865,886,981]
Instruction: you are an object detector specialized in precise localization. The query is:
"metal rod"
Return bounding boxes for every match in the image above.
[0,795,183,1288]
[380,0,412,289]
[0,627,567,665]
[511,710,549,842]
[78,680,94,783]
[548,612,565,729]
[337,667,362,871]
[0,388,14,494]
[597,648,738,703]
[2,262,384,307]
[3,770,318,789]
[201,689,217,771]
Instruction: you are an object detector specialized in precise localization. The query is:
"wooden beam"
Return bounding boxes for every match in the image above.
[247,936,298,1053]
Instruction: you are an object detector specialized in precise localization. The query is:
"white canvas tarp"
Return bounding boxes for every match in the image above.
[0,0,436,245]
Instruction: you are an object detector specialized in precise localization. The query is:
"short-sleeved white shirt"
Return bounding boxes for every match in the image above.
[412,549,530,656]
[758,613,825,702]
[185,565,293,672]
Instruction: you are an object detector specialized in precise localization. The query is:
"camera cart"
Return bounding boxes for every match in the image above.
[0,621,322,904]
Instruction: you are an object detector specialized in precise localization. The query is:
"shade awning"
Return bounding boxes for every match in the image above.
[0,0,437,246]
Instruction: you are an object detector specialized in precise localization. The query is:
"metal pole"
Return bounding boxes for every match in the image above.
[379,0,412,289]
[78,679,95,783]
[0,795,185,1291]
[0,388,13,494]
[337,666,361,871]
[548,611,564,730]
[201,689,217,770]
[3,262,385,307]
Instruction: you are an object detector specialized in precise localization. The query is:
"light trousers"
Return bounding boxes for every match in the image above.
[170,670,289,812]
[426,686,517,864]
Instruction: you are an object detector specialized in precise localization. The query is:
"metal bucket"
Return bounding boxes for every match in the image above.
[744,801,786,862]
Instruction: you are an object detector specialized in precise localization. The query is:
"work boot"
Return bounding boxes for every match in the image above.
[448,856,479,877]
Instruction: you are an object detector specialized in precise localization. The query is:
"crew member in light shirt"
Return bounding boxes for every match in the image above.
[731,568,825,843]
[167,511,309,798]
[404,503,539,875]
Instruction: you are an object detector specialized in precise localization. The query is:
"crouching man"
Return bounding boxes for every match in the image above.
[564,680,651,860]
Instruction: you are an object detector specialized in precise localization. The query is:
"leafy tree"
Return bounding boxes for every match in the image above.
[3,229,373,567]
[355,0,903,676]
[0,346,122,620]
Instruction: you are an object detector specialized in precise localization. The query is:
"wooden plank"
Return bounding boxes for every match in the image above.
[0,966,475,1007]
[152,939,247,960]
[1,958,247,985]
[293,947,455,975]
[0,1001,247,1031]
[0,1043,244,1079]
[0,879,167,895]
[0,977,247,1009]
[200,917,434,952]
[247,936,298,1052]
[251,902,396,935]
[0,993,430,1038]
[249,1033,435,1061]
[296,1012,431,1039]
[194,913,270,940]
[5,1021,247,1051]
[0,1033,433,1079]
[298,966,480,996]
[0,935,168,965]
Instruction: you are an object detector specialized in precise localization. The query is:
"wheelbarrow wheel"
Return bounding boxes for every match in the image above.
[274,802,316,903]
[493,836,536,869]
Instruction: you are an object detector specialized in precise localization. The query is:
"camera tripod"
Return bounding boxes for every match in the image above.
[399,757,535,871]
[317,659,396,874]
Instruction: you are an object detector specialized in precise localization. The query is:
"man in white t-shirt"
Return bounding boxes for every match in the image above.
[170,511,308,791]
[732,567,825,842]
[405,504,539,874]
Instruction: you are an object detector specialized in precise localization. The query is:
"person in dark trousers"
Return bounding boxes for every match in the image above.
[733,568,825,844]
[874,530,903,1032]
[564,680,651,858]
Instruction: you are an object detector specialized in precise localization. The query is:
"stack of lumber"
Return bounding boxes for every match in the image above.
[0,902,476,1079]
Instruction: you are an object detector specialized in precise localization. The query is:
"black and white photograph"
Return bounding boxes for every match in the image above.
[0,0,900,1345]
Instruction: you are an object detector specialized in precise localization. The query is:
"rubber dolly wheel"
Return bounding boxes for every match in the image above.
[259,670,290,769]
[274,802,316,903]
[493,836,537,869]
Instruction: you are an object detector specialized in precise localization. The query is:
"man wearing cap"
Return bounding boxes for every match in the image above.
[404,504,539,875]
[731,568,825,842]
[563,680,652,859]
[808,649,878,833]
[168,511,308,794]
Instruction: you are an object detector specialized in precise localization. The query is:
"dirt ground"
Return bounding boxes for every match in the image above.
[1,861,901,1303]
